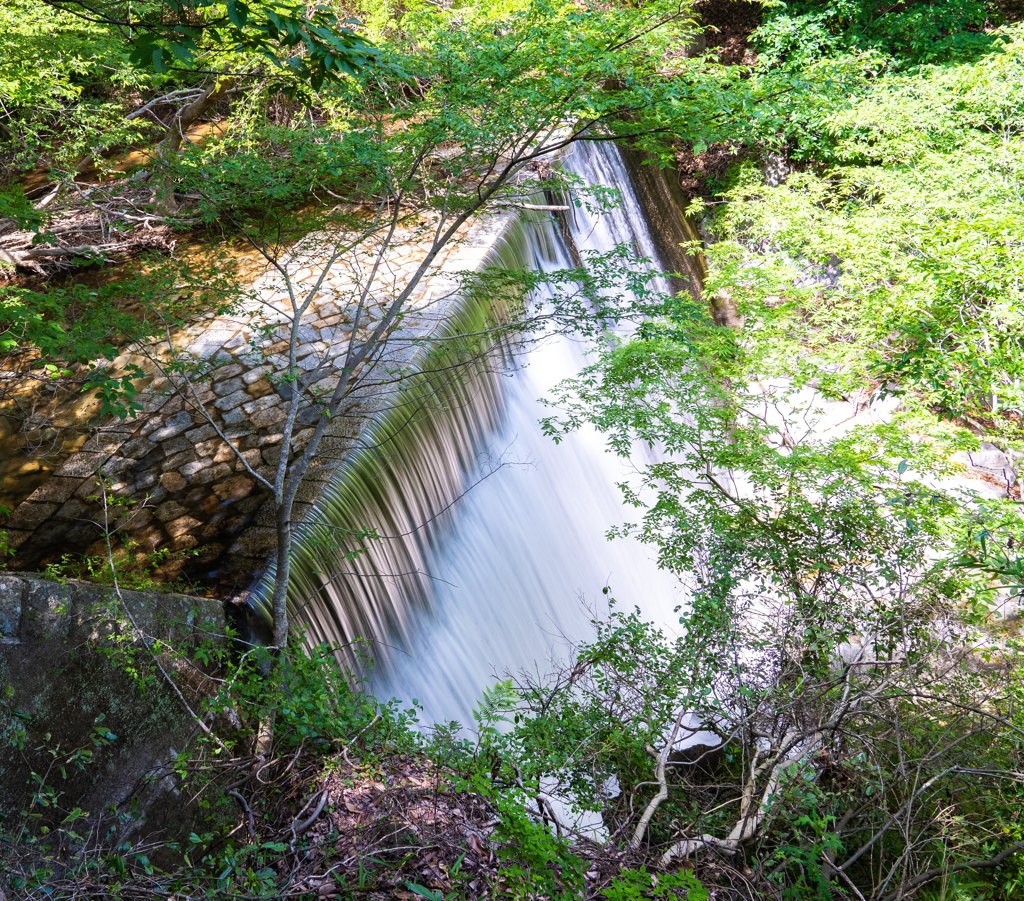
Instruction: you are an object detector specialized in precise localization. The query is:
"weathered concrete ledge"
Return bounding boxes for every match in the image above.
[0,571,225,646]
[0,573,226,820]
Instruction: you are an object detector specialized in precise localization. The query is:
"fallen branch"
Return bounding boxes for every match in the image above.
[660,833,740,864]
[126,88,207,123]
[0,234,173,273]
[229,789,258,843]
[290,786,329,850]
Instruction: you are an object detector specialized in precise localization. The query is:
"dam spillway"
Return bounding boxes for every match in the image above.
[256,140,690,725]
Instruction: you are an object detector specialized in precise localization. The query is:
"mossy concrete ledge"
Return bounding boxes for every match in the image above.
[0,573,227,829]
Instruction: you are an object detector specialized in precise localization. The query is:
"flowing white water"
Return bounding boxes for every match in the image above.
[280,140,686,726]
[364,142,684,724]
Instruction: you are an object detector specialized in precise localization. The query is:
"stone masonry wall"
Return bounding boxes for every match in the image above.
[2,212,511,595]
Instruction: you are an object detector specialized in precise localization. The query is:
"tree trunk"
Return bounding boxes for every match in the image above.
[151,78,234,212]
[271,514,292,649]
[710,289,743,327]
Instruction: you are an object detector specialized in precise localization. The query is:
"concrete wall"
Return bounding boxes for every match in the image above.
[0,573,226,822]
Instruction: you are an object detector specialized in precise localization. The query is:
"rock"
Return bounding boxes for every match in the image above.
[191,463,232,485]
[0,575,25,638]
[22,579,74,641]
[58,452,109,478]
[240,448,263,469]
[197,494,221,516]
[155,501,188,522]
[213,363,245,381]
[118,436,159,459]
[213,389,249,412]
[11,501,60,531]
[99,455,134,475]
[242,365,271,385]
[179,461,209,480]
[55,498,90,522]
[128,471,159,493]
[968,442,1016,483]
[213,376,245,397]
[163,450,193,471]
[249,431,284,448]
[23,476,82,505]
[213,475,256,503]
[184,424,218,443]
[299,353,325,372]
[0,573,227,830]
[166,515,201,541]
[132,522,165,551]
[160,472,187,492]
[296,324,319,344]
[221,407,247,425]
[79,428,133,455]
[249,407,285,430]
[242,394,279,415]
[212,444,238,464]
[193,439,220,458]
[160,433,195,456]
[148,411,194,442]
[990,591,1022,622]
[245,380,274,399]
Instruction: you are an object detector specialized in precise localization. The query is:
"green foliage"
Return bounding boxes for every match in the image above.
[702,21,1024,434]
[4,1,1024,899]
[1,0,708,416]
[112,0,378,88]
[41,541,201,592]
[489,603,697,816]
[169,123,377,226]
[0,252,242,418]
[491,792,586,900]
[0,0,158,172]
[753,0,994,70]
[531,175,1024,893]
[2,710,130,892]
[0,185,45,232]
[198,640,419,758]
[602,867,707,901]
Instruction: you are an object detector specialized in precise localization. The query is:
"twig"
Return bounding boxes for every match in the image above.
[290,787,329,850]
[228,789,258,843]
[629,709,688,849]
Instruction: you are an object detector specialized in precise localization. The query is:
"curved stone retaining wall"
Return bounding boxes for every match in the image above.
[2,213,511,595]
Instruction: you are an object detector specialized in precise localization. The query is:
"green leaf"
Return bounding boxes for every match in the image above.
[226,0,248,28]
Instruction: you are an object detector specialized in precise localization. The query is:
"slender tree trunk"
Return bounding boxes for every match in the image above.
[152,78,234,212]
[254,505,292,763]
[271,512,292,649]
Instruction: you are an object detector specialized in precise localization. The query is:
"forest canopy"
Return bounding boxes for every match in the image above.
[2,1,1024,899]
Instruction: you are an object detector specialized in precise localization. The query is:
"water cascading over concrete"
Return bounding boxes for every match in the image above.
[257,141,693,724]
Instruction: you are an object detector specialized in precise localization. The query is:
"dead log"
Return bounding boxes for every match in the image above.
[0,235,173,275]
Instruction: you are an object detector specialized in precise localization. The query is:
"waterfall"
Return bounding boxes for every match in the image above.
[262,141,687,725]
